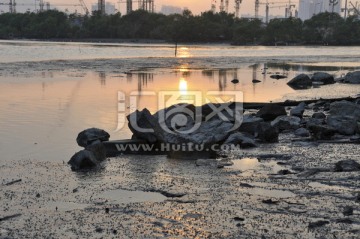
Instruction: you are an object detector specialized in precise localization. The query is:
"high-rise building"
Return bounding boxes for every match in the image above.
[160,5,183,15]
[92,2,116,14]
[298,0,342,20]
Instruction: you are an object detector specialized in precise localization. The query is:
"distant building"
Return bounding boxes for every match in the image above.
[160,5,183,15]
[92,2,116,15]
[298,0,342,20]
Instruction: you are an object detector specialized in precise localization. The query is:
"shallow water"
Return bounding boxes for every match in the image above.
[1,40,360,163]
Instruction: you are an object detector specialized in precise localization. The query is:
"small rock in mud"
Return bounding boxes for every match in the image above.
[240,183,254,188]
[277,169,293,175]
[233,216,245,221]
[334,159,360,172]
[308,220,330,229]
[262,199,279,204]
[343,206,353,216]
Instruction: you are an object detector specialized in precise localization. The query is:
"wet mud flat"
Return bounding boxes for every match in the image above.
[1,135,359,239]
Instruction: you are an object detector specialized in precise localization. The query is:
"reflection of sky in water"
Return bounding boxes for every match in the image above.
[1,63,360,163]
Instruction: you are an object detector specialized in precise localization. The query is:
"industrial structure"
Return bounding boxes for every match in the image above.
[298,0,341,20]
[122,0,154,14]
[211,0,242,17]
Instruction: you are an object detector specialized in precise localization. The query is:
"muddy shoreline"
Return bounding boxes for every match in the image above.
[1,133,359,238]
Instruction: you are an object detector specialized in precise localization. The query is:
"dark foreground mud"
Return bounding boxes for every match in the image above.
[1,133,359,239]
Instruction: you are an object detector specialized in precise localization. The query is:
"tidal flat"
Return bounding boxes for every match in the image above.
[1,41,360,238]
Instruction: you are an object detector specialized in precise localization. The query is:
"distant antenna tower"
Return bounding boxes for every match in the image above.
[126,0,132,14]
[39,0,44,12]
[235,0,242,17]
[220,0,225,12]
[98,0,105,14]
[329,0,339,13]
[225,0,229,12]
[9,0,16,13]
[211,0,216,12]
[255,0,260,18]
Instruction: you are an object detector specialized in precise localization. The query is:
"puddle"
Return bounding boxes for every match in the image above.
[99,189,167,204]
[44,201,89,212]
[227,158,286,173]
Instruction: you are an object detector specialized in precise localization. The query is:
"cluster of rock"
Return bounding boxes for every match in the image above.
[287,71,360,89]
[68,98,360,169]
[68,128,110,171]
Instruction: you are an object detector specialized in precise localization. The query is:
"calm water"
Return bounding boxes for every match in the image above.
[1,40,360,163]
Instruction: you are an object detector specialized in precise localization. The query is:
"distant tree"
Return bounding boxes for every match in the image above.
[303,12,344,44]
[263,17,303,45]
[232,18,264,45]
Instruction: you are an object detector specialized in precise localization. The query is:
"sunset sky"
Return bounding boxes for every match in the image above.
[7,0,298,17]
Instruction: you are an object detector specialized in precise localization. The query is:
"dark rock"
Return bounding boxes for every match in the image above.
[127,108,163,143]
[271,115,301,131]
[311,72,335,85]
[308,124,336,140]
[334,159,360,172]
[323,102,331,111]
[233,217,245,221]
[287,74,312,89]
[329,100,360,120]
[308,220,330,229]
[270,74,287,79]
[223,132,256,148]
[256,122,279,143]
[294,128,310,137]
[344,71,360,84]
[231,79,239,84]
[76,128,110,147]
[105,208,110,214]
[312,112,326,119]
[290,102,306,118]
[262,199,279,204]
[95,228,103,233]
[336,218,353,224]
[36,193,41,198]
[86,141,106,162]
[343,206,353,216]
[256,104,286,121]
[240,183,254,188]
[327,115,358,135]
[68,149,99,171]
[306,117,325,128]
[239,115,264,135]
[252,79,261,83]
[277,169,293,175]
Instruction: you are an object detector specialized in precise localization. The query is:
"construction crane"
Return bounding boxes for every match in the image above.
[349,1,360,15]
[78,0,89,15]
[256,0,294,22]
[117,0,155,14]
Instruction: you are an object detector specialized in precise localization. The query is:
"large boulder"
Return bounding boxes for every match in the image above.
[329,100,360,120]
[68,150,99,171]
[76,128,110,147]
[256,104,286,121]
[294,128,310,137]
[238,115,264,135]
[127,108,164,143]
[308,124,336,140]
[271,115,301,131]
[312,112,326,119]
[287,74,312,89]
[256,122,279,143]
[311,72,335,85]
[344,71,360,84]
[290,102,306,118]
[223,132,256,148]
[327,115,359,135]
